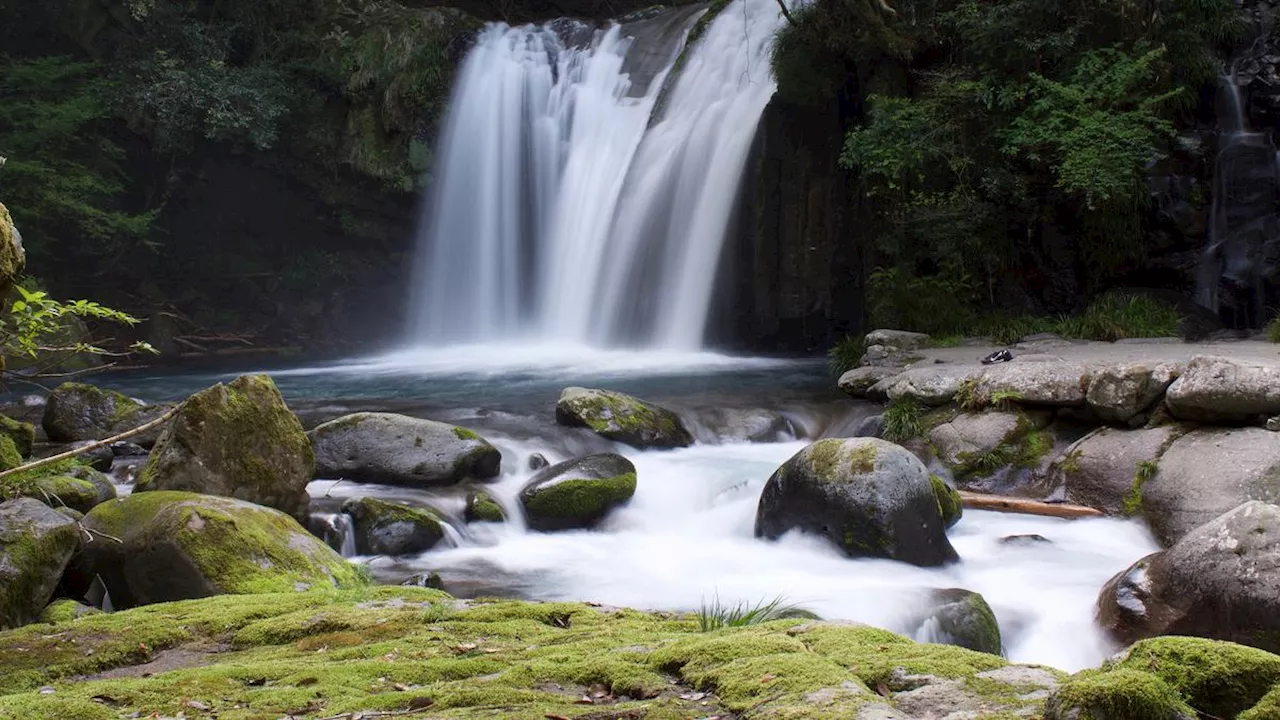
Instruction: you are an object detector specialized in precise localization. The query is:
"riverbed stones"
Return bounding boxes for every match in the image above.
[0,498,79,629]
[555,387,693,449]
[341,497,444,556]
[41,382,172,445]
[1085,361,1181,423]
[134,374,314,519]
[838,366,897,399]
[1140,427,1280,546]
[464,490,505,523]
[519,453,637,531]
[754,438,959,567]
[72,491,364,608]
[1049,425,1186,515]
[1166,355,1280,423]
[1097,501,1280,653]
[310,412,500,487]
[910,588,1002,655]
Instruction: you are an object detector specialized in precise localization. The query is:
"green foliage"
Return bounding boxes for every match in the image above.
[1267,313,1280,343]
[827,334,865,375]
[696,594,814,632]
[2,285,152,363]
[1124,460,1159,516]
[883,397,924,442]
[1058,292,1182,341]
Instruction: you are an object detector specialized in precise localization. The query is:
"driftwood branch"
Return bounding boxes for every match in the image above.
[0,405,179,482]
[959,491,1104,519]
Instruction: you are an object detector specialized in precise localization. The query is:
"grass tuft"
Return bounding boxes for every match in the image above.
[827,334,865,376]
[697,594,815,632]
[883,397,925,442]
[1267,313,1280,343]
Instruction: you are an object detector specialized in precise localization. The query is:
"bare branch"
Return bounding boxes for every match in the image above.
[0,405,179,483]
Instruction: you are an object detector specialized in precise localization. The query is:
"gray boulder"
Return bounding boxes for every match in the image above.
[976,361,1089,407]
[877,365,981,406]
[754,438,959,567]
[341,497,445,556]
[24,467,116,514]
[1166,355,1280,423]
[838,366,898,400]
[41,382,172,445]
[310,412,500,488]
[0,498,79,629]
[134,375,314,520]
[1141,427,1280,546]
[909,588,1002,656]
[930,412,1025,469]
[1050,425,1187,515]
[1097,501,1280,653]
[865,329,931,351]
[72,491,364,609]
[464,490,506,523]
[1086,361,1181,424]
[555,387,693,449]
[520,453,637,532]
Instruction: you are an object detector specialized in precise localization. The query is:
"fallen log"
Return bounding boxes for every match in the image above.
[958,491,1104,519]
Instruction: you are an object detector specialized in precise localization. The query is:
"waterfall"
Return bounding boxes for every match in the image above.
[406,0,787,349]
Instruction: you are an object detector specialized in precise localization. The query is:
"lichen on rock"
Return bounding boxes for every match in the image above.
[555,387,694,449]
[465,489,506,523]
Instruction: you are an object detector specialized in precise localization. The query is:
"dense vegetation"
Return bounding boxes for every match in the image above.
[772,0,1241,335]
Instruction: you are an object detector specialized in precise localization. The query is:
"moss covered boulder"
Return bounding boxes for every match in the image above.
[911,588,1002,656]
[134,375,313,519]
[0,202,25,297]
[0,415,34,458]
[0,498,79,630]
[0,434,21,471]
[465,489,506,523]
[341,496,445,556]
[520,453,637,531]
[310,412,500,487]
[555,387,693,449]
[1044,668,1195,720]
[71,491,364,609]
[1098,500,1280,653]
[931,474,963,528]
[41,382,172,445]
[755,438,959,567]
[24,467,116,514]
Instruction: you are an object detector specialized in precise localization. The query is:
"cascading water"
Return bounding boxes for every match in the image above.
[406,0,787,349]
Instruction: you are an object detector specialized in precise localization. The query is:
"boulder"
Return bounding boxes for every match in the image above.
[931,475,963,528]
[73,491,364,608]
[0,202,25,297]
[910,588,1002,655]
[310,412,500,487]
[25,467,116,514]
[1085,361,1181,423]
[1141,428,1280,546]
[877,365,981,406]
[0,498,79,629]
[754,438,959,567]
[1043,668,1194,720]
[341,497,445,556]
[975,361,1089,407]
[0,415,34,458]
[930,412,1024,469]
[1097,501,1280,653]
[66,440,114,471]
[865,329,931,351]
[134,375,314,519]
[555,387,693,449]
[1050,425,1186,515]
[528,453,550,470]
[1165,355,1280,423]
[519,453,637,531]
[1105,637,1280,719]
[0,435,20,471]
[41,382,172,445]
[838,366,897,399]
[465,490,506,523]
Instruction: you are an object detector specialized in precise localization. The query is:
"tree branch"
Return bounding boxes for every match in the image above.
[774,0,797,25]
[0,405,179,482]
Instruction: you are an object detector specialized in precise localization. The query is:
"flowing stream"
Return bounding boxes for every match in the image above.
[96,351,1159,674]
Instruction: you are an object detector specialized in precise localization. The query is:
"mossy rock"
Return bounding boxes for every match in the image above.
[24,470,115,514]
[38,599,100,624]
[70,491,365,609]
[340,496,445,556]
[0,434,21,472]
[555,387,694,449]
[519,453,637,532]
[1044,668,1195,719]
[1241,684,1280,720]
[136,374,313,519]
[931,473,963,528]
[0,415,34,458]
[915,588,1002,656]
[41,382,171,445]
[1107,636,1280,719]
[309,412,500,487]
[755,438,959,567]
[465,490,506,523]
[0,588,1059,719]
[0,498,79,630]
[0,203,25,297]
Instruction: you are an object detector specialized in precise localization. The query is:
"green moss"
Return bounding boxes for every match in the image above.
[1046,668,1193,719]
[0,203,23,291]
[847,443,877,474]
[0,499,81,630]
[931,474,963,527]
[560,388,688,444]
[452,426,480,441]
[793,623,1006,686]
[86,491,365,596]
[1241,684,1280,720]
[952,419,1050,480]
[465,491,505,523]
[1268,313,1280,344]
[1057,448,1083,473]
[1109,636,1280,718]
[1123,459,1159,516]
[0,415,34,458]
[37,599,99,624]
[883,397,924,442]
[0,434,21,472]
[24,475,100,512]
[522,472,636,528]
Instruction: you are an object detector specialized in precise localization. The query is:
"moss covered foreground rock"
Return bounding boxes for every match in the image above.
[136,374,314,519]
[0,586,1065,719]
[0,498,79,630]
[556,387,694,449]
[0,415,34,459]
[520,453,637,531]
[70,491,365,609]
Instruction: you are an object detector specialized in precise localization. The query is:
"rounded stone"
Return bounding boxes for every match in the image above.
[519,453,637,532]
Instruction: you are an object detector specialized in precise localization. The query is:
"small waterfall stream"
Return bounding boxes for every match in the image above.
[407,0,787,349]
